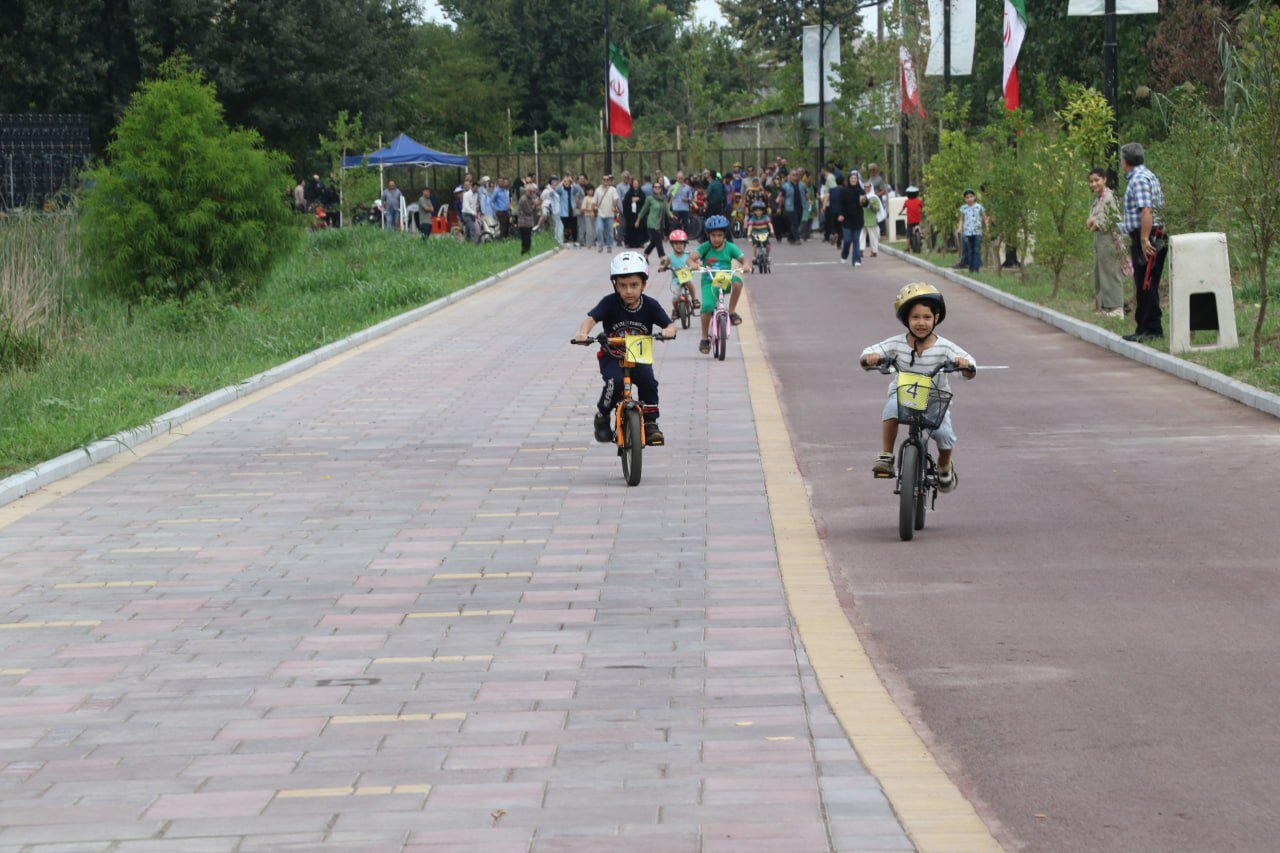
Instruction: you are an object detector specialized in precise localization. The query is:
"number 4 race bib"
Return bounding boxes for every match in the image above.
[896,372,932,411]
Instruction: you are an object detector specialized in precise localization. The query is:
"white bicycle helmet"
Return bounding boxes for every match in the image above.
[610,250,649,280]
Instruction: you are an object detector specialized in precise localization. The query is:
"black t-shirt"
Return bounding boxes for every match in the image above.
[588,293,671,339]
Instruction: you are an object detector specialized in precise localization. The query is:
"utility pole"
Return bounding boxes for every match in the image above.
[604,0,612,176]
[817,0,827,178]
[943,0,952,93]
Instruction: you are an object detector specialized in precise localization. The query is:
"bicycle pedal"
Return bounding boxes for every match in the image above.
[873,471,894,479]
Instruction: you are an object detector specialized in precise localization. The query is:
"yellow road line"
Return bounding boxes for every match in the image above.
[0,668,32,675]
[474,512,559,518]
[739,294,1001,852]
[432,572,533,580]
[372,655,493,665]
[155,517,240,525]
[405,610,514,619]
[109,546,201,554]
[329,712,466,724]
[276,784,431,799]
[456,539,546,546]
[491,486,570,492]
[0,620,101,630]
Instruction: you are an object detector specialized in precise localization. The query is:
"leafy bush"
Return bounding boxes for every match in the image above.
[80,57,298,303]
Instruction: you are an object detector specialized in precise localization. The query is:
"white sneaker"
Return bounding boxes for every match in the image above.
[854,261,863,267]
[937,466,957,493]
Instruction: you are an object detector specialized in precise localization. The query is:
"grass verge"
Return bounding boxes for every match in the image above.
[910,246,1280,396]
[0,227,555,478]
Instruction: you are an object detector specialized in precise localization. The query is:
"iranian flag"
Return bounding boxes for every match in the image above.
[608,43,632,138]
[900,46,926,118]
[1003,0,1026,110]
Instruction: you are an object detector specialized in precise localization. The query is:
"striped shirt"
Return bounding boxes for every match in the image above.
[860,334,976,398]
[1122,165,1163,234]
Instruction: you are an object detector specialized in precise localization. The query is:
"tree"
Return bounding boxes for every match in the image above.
[720,0,866,62]
[81,58,297,303]
[1223,4,1280,363]
[1028,135,1091,296]
[979,108,1036,278]
[922,93,981,243]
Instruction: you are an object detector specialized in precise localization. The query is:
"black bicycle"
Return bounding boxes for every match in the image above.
[861,356,973,540]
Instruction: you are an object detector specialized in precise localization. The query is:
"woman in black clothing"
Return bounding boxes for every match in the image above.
[622,179,646,248]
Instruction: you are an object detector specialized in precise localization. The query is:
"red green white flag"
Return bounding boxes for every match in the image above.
[608,43,632,138]
[1003,0,1026,110]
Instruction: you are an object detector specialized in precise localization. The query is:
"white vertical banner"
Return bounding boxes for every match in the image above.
[1067,0,1157,13]
[925,0,977,76]
[803,25,842,105]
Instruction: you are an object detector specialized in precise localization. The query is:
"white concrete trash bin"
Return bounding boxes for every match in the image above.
[1169,232,1238,354]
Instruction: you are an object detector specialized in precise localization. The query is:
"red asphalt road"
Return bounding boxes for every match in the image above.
[746,239,1280,852]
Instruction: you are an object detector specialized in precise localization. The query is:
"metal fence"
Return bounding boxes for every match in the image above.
[0,114,91,209]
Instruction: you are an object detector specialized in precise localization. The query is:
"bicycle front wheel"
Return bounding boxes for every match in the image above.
[679,299,691,329]
[898,444,919,541]
[714,313,728,361]
[621,407,643,486]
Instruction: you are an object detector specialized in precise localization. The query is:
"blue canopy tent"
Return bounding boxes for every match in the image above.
[341,133,467,169]
[340,133,467,230]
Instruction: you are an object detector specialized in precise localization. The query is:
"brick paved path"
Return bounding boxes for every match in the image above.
[0,250,916,851]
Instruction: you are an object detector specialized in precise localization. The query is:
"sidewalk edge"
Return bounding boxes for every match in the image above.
[882,246,1280,419]
[0,248,560,511]
[739,294,1003,853]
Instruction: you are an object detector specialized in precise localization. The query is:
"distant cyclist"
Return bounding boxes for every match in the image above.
[689,215,746,355]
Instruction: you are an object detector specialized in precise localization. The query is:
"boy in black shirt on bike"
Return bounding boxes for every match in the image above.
[573,251,677,445]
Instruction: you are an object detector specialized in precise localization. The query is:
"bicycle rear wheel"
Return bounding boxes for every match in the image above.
[898,444,919,541]
[714,313,728,361]
[678,299,691,329]
[621,407,643,486]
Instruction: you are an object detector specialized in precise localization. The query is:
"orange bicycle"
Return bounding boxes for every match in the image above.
[572,332,669,486]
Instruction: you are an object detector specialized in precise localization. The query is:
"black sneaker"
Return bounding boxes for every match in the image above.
[645,421,664,446]
[593,411,612,443]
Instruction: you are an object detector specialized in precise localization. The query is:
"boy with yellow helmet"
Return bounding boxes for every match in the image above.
[860,283,977,490]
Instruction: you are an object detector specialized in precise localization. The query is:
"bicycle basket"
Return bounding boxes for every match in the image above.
[895,373,953,430]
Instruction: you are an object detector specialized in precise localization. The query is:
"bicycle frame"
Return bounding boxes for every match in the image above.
[707,271,735,361]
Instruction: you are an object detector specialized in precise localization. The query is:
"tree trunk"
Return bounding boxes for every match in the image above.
[1253,244,1270,363]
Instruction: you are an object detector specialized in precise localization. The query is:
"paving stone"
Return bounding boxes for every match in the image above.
[0,250,913,852]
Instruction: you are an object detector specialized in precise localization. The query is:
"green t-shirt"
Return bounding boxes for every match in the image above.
[696,240,744,273]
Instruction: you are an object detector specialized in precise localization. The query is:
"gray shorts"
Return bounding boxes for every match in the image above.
[882,396,956,450]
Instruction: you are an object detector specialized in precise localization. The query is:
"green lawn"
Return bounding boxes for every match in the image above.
[903,243,1280,395]
[1,227,554,478]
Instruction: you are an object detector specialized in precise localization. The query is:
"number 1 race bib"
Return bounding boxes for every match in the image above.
[623,335,654,365]
[896,372,932,411]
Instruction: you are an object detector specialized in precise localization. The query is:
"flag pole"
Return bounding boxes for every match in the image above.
[604,0,613,176]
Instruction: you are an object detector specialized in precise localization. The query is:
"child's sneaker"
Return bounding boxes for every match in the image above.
[937,464,957,493]
[644,421,664,446]
[593,411,612,443]
[872,452,894,477]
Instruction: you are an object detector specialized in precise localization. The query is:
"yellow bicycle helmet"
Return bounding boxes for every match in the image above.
[894,282,946,327]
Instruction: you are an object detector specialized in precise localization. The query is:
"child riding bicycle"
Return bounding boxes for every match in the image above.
[658,229,700,314]
[573,251,678,446]
[689,215,746,355]
[859,283,976,491]
[745,201,775,258]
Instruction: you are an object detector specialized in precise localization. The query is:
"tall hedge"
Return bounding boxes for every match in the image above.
[81,58,297,303]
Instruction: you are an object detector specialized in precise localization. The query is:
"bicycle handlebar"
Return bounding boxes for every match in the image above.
[570,332,673,346]
[859,355,975,377]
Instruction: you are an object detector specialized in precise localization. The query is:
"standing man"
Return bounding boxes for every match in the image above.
[381,179,403,231]
[706,172,726,219]
[1119,142,1168,342]
[492,177,512,239]
[558,175,578,247]
[593,174,619,252]
[671,171,692,234]
[781,170,801,244]
[461,179,480,242]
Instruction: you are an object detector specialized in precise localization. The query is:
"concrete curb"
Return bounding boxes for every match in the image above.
[883,245,1280,419]
[0,247,561,510]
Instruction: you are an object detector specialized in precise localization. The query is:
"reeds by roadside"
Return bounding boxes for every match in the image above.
[0,208,76,369]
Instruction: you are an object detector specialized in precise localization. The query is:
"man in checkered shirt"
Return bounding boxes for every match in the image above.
[1120,142,1167,342]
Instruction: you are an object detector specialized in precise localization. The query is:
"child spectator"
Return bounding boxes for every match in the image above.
[862,188,882,257]
[573,251,677,446]
[957,189,988,273]
[903,186,923,250]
